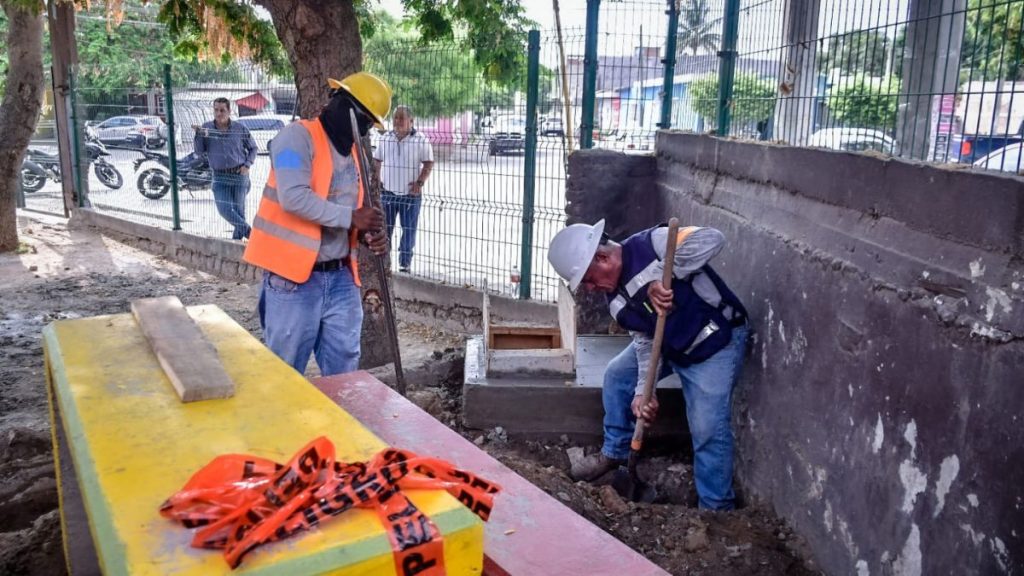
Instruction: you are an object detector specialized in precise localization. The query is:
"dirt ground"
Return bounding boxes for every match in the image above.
[0,214,820,575]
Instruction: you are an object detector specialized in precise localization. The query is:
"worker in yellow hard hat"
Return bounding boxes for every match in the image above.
[243,71,392,377]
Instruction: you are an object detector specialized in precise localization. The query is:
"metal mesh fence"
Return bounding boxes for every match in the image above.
[729,0,1024,172]
[39,0,1023,300]
[21,69,66,216]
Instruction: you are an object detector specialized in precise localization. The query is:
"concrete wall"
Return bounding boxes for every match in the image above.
[71,208,556,349]
[567,135,1023,576]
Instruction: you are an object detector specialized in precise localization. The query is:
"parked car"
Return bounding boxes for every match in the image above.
[236,114,296,154]
[806,128,898,154]
[91,115,168,148]
[955,122,1024,164]
[541,117,565,137]
[596,130,654,153]
[973,142,1023,173]
[485,115,526,155]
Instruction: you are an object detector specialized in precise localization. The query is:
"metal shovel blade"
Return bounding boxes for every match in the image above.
[611,453,657,503]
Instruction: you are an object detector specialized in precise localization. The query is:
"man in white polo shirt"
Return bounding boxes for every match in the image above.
[372,105,434,273]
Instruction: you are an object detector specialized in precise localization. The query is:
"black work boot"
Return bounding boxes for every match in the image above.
[570,453,625,482]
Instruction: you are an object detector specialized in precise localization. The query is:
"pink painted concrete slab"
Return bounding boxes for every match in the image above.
[312,371,669,576]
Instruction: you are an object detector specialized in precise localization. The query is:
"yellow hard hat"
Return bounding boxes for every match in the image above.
[328,72,392,129]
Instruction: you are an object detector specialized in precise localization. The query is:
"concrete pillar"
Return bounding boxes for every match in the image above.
[896,0,966,159]
[772,0,821,146]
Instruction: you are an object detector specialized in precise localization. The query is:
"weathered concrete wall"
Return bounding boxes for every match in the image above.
[565,150,659,334]
[567,135,1024,576]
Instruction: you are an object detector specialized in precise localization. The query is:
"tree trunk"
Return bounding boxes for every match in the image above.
[0,2,45,253]
[256,0,363,118]
[256,0,394,369]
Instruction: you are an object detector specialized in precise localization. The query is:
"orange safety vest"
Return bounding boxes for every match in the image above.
[243,118,365,285]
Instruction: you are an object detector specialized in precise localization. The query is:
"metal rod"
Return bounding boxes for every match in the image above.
[660,0,680,130]
[163,64,182,231]
[68,68,84,208]
[520,30,541,301]
[581,0,601,149]
[717,0,742,135]
[349,109,407,395]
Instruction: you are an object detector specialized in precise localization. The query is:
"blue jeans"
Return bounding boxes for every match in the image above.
[212,172,251,240]
[258,268,363,376]
[382,191,422,269]
[602,325,749,510]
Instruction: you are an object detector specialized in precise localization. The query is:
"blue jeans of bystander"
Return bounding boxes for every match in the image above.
[382,191,422,270]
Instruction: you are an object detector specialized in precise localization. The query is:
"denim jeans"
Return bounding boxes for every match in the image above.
[258,268,363,377]
[212,172,251,240]
[382,191,422,269]
[602,325,749,510]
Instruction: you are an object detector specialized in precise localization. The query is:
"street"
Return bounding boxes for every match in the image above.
[22,136,570,300]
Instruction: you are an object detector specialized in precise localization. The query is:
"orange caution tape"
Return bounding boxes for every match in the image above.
[159,437,501,573]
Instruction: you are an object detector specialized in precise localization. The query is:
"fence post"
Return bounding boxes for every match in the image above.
[580,0,600,149]
[716,0,741,135]
[163,64,182,231]
[659,0,680,129]
[520,30,541,300]
[68,69,85,208]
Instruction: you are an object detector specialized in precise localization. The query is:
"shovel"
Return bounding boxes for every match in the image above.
[611,217,679,503]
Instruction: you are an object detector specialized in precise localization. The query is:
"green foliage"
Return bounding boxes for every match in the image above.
[364,13,549,119]
[827,76,900,130]
[364,15,481,118]
[676,0,720,56]
[821,30,891,77]
[963,0,1024,81]
[688,72,775,127]
[74,11,246,114]
[157,0,289,77]
[0,6,46,96]
[400,0,532,84]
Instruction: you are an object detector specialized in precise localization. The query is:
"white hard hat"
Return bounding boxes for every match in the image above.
[547,219,605,291]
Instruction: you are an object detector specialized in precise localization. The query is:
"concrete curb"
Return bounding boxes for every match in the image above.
[70,208,557,333]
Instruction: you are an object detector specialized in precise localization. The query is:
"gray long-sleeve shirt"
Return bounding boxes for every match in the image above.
[628,227,726,395]
[194,120,257,171]
[268,122,359,261]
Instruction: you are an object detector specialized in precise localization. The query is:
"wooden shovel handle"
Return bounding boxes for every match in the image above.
[630,218,680,450]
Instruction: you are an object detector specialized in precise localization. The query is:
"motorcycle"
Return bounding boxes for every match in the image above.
[133,149,212,200]
[20,126,123,193]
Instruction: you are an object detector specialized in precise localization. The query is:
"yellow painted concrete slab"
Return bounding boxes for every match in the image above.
[43,305,483,576]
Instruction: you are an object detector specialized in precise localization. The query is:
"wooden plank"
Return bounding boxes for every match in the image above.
[558,282,577,361]
[483,282,492,350]
[130,296,235,402]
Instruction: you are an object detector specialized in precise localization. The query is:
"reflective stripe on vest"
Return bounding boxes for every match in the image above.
[242,118,365,285]
[623,226,702,297]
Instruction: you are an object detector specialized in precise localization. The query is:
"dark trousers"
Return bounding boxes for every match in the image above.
[382,191,422,269]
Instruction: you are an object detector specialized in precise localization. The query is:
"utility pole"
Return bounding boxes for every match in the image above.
[896,0,966,160]
[772,0,821,146]
[47,0,83,215]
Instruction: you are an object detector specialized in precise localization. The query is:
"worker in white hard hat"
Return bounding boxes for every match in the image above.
[244,72,392,377]
[547,220,749,511]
